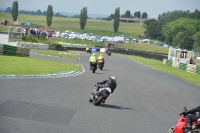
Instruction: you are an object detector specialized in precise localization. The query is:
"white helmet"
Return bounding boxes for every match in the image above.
[111,76,117,80]
[93,53,95,56]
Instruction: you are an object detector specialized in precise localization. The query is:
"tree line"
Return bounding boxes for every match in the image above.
[6,1,121,33]
[143,10,200,51]
[5,7,68,17]
[107,11,148,20]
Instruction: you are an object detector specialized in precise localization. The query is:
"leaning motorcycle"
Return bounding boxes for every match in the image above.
[98,59,104,70]
[107,50,111,56]
[89,84,111,106]
[90,62,97,73]
[166,106,200,133]
[86,49,91,54]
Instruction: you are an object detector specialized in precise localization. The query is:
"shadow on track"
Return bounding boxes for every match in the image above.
[99,104,134,110]
[92,72,106,74]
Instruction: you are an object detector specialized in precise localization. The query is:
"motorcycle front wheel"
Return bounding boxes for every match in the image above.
[166,124,176,133]
[94,95,103,106]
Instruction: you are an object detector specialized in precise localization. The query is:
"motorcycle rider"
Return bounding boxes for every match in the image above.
[90,76,117,103]
[181,105,200,132]
[98,53,105,67]
[89,53,98,70]
[86,47,91,54]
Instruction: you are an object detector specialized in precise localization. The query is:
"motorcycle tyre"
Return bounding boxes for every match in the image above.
[94,95,103,106]
[91,66,95,73]
[99,63,103,70]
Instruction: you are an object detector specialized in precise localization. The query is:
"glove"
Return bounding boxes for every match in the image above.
[97,82,101,84]
[180,111,187,116]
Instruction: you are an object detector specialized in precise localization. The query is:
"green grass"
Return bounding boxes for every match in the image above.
[0,12,145,38]
[52,37,105,47]
[1,12,199,85]
[116,42,169,54]
[0,55,81,74]
[117,54,200,86]
[31,49,79,60]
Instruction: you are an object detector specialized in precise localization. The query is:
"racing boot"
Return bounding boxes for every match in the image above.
[89,95,94,102]
[183,123,192,133]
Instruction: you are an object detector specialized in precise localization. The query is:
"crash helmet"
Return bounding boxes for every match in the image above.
[93,53,95,56]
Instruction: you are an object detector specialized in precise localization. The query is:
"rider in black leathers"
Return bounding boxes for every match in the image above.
[90,76,117,103]
[181,106,200,133]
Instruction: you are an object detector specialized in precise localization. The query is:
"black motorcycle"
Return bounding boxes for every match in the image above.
[107,50,111,56]
[89,85,111,106]
[86,49,91,54]
[90,62,97,73]
[98,59,104,70]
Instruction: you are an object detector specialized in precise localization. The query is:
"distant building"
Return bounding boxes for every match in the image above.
[119,17,150,23]
[37,26,55,32]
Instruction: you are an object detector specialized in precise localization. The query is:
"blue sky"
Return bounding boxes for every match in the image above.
[0,0,199,18]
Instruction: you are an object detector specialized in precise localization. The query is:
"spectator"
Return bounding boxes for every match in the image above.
[189,57,194,64]
[4,19,8,26]
[25,28,28,36]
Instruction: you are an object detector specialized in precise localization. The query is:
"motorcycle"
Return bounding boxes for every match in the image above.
[98,59,104,70]
[89,84,111,106]
[86,49,91,54]
[90,62,97,73]
[107,50,111,56]
[167,106,200,133]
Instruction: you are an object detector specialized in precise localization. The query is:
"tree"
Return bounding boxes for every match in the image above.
[190,9,200,19]
[113,7,120,32]
[46,5,53,27]
[143,19,163,40]
[125,10,131,18]
[79,7,87,30]
[162,18,199,49]
[42,11,47,16]
[55,12,62,17]
[193,32,200,51]
[5,7,12,12]
[11,1,18,21]
[108,13,114,19]
[36,10,42,15]
[157,10,190,28]
[134,11,141,18]
[142,12,148,18]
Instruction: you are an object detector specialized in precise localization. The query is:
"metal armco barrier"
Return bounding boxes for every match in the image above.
[111,48,167,61]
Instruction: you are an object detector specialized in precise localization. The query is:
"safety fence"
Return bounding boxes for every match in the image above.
[163,59,200,74]
[19,42,167,61]
[111,48,167,61]
[0,44,29,57]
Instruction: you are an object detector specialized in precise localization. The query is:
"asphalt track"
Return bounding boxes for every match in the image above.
[0,52,200,133]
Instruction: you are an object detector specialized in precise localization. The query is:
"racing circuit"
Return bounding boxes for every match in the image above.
[0,52,200,133]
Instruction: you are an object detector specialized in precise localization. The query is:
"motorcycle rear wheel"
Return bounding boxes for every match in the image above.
[91,66,95,73]
[166,124,176,133]
[94,95,103,106]
[99,63,103,70]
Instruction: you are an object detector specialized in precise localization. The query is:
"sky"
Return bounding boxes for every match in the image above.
[0,0,200,19]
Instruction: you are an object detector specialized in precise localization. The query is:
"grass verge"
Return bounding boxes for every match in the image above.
[117,54,200,86]
[31,49,79,60]
[0,55,81,74]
